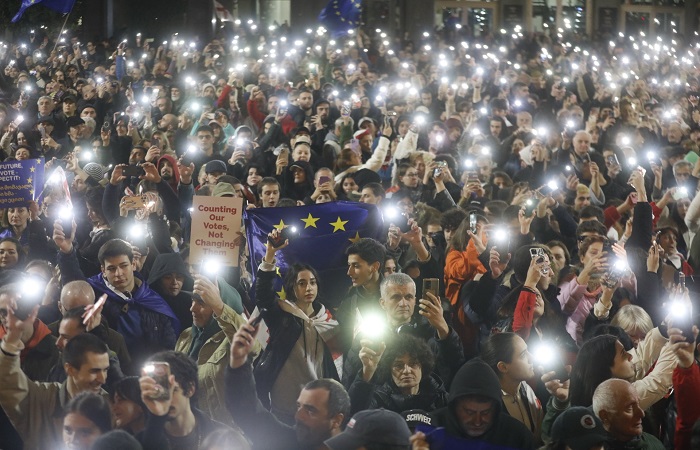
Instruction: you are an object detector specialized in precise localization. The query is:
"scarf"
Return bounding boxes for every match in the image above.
[188,317,221,360]
[278,299,340,353]
[0,320,52,360]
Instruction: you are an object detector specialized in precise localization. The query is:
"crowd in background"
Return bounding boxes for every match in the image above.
[0,12,698,450]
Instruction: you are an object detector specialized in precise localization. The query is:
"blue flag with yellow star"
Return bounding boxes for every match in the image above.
[12,0,76,22]
[318,0,362,38]
[0,158,44,208]
[244,201,383,308]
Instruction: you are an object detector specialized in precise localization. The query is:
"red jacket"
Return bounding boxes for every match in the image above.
[673,362,700,450]
[513,288,537,340]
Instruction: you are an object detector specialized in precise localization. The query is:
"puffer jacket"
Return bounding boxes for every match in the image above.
[175,303,261,423]
[349,372,448,414]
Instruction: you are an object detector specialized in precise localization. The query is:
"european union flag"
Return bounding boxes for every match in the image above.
[0,158,44,208]
[318,0,363,38]
[244,201,383,308]
[12,0,76,23]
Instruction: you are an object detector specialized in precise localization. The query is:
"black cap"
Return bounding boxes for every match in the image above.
[551,407,607,450]
[66,116,86,128]
[324,409,411,450]
[205,160,227,174]
[62,94,77,103]
[37,115,55,125]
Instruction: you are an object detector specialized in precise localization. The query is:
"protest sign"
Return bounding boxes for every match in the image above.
[190,195,243,266]
[0,158,44,208]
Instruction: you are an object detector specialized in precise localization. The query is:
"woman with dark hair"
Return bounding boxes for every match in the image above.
[569,335,634,407]
[348,333,448,414]
[111,377,147,435]
[253,228,340,424]
[0,237,25,271]
[62,392,112,450]
[334,173,358,201]
[0,202,47,262]
[481,332,544,442]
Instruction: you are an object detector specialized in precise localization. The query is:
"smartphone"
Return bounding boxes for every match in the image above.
[268,226,299,247]
[123,165,145,177]
[83,294,107,326]
[679,272,686,290]
[341,103,350,116]
[124,195,145,209]
[143,362,171,400]
[469,212,477,233]
[394,212,412,233]
[529,247,550,275]
[350,139,361,155]
[605,154,620,167]
[319,176,331,186]
[422,278,440,299]
[524,198,537,217]
[580,153,591,164]
[102,119,111,132]
[250,308,268,327]
[466,171,480,184]
[152,137,160,149]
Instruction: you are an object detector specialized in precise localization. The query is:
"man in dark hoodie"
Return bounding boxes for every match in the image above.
[148,253,193,330]
[157,154,180,195]
[414,358,535,449]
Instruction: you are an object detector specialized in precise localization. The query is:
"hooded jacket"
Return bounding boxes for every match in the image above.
[281,160,315,202]
[157,154,180,194]
[426,358,535,450]
[147,253,194,330]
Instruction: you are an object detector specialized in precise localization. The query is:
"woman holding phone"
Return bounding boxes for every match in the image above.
[252,228,341,425]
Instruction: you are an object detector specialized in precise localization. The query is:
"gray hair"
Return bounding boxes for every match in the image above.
[380,273,415,299]
[592,378,630,418]
[611,305,653,338]
[673,160,692,175]
[335,117,353,129]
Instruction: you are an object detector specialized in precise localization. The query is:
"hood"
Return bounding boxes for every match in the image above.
[448,358,502,411]
[157,154,180,188]
[147,253,193,287]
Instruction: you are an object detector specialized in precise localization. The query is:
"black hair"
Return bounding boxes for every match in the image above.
[147,351,199,399]
[585,324,634,351]
[579,205,605,223]
[65,392,112,433]
[111,376,147,419]
[380,334,435,380]
[361,182,385,199]
[575,220,607,238]
[85,186,106,220]
[63,333,109,370]
[283,263,321,303]
[480,332,519,378]
[63,306,88,328]
[196,125,214,135]
[440,208,467,232]
[0,237,25,268]
[97,239,134,266]
[304,378,351,425]
[569,335,619,406]
[346,238,385,268]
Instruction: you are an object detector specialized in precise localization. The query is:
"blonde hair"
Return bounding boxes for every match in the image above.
[576,184,590,196]
[611,305,653,338]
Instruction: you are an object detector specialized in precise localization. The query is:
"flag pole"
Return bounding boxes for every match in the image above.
[50,6,76,55]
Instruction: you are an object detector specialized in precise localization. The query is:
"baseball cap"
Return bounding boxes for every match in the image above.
[205,160,227,174]
[293,135,312,147]
[401,409,433,430]
[353,129,371,140]
[358,117,374,129]
[62,94,77,103]
[66,116,86,128]
[37,115,55,126]
[551,407,608,450]
[211,182,236,197]
[324,409,411,450]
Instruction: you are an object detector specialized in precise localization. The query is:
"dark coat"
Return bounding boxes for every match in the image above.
[349,372,448,414]
[252,268,339,408]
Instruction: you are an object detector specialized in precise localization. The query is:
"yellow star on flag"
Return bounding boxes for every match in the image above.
[35,159,41,164]
[29,166,35,173]
[27,177,32,184]
[276,287,286,300]
[330,216,348,232]
[349,231,361,243]
[29,189,34,197]
[273,219,287,230]
[301,213,320,229]
[275,266,281,277]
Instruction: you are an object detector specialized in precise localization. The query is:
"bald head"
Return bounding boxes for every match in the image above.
[592,378,629,417]
[60,280,95,314]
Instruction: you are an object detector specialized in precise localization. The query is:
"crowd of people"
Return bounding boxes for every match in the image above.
[0,11,698,450]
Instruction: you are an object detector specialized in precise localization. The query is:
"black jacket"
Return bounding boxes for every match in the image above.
[253,268,339,408]
[139,407,231,450]
[147,253,195,331]
[225,364,303,450]
[349,372,448,415]
[427,358,535,449]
